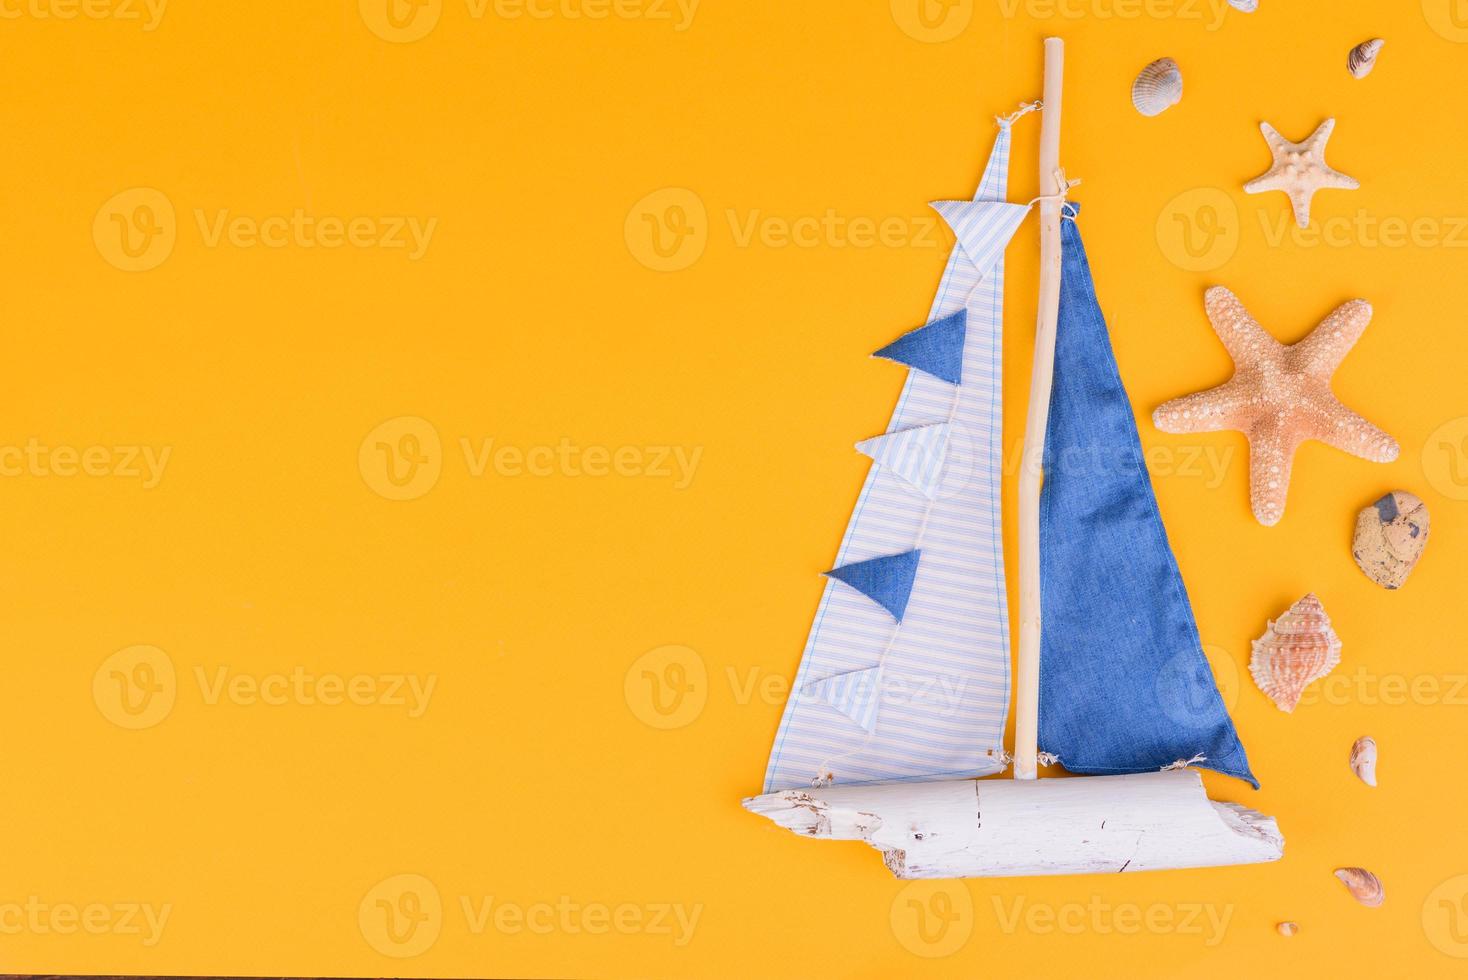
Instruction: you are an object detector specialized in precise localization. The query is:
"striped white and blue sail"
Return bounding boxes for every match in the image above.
[761,123,1031,790]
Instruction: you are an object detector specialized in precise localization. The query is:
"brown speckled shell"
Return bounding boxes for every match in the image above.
[1353,491,1429,589]
[1249,594,1342,712]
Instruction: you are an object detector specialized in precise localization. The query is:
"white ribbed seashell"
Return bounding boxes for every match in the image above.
[1335,867,1384,907]
[1350,735,1378,787]
[1132,58,1182,117]
[1277,921,1299,937]
[1348,38,1384,79]
[1228,0,1257,11]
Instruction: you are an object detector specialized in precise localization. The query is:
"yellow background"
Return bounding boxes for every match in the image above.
[2,0,1466,976]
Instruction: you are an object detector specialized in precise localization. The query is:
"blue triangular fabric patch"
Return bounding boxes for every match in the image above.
[824,550,922,622]
[803,665,883,733]
[931,200,1031,283]
[855,423,951,499]
[1036,209,1258,789]
[873,310,966,385]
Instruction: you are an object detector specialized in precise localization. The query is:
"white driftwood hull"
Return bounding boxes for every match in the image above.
[743,770,1283,879]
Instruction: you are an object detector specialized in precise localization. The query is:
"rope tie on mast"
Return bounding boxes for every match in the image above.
[1030,168,1081,217]
[996,100,1042,129]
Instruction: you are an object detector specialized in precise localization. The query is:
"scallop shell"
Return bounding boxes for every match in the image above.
[1228,0,1257,10]
[1277,921,1299,937]
[1335,867,1384,907]
[1348,38,1384,79]
[1350,736,1378,787]
[1132,58,1182,117]
[1249,594,1342,712]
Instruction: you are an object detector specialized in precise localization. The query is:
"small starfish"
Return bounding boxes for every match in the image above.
[1153,287,1398,527]
[1244,119,1359,228]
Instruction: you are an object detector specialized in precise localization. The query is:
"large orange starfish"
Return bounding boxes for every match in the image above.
[1153,287,1399,526]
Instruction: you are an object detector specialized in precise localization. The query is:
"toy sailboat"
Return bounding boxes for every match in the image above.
[743,39,1284,879]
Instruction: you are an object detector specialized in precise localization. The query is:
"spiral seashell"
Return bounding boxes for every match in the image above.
[1335,867,1384,907]
[1277,921,1299,937]
[1350,736,1378,787]
[1348,38,1384,79]
[1249,594,1342,712]
[1131,58,1182,117]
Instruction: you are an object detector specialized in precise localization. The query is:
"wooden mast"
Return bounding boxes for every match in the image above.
[1014,37,1065,781]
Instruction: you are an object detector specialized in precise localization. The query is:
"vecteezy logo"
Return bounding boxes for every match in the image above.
[890,0,972,42]
[93,188,177,272]
[890,881,973,957]
[1201,644,1240,713]
[93,645,177,729]
[931,419,978,501]
[1424,874,1468,957]
[1156,187,1239,272]
[624,645,707,729]
[358,416,443,501]
[624,188,707,272]
[1156,643,1240,728]
[359,873,442,957]
[1422,0,1468,42]
[359,0,442,42]
[1423,417,1468,502]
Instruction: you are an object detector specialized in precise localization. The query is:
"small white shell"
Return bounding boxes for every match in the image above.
[1335,867,1385,907]
[1349,736,1378,787]
[1228,0,1257,10]
[1277,921,1299,937]
[1348,38,1384,79]
[1132,58,1183,117]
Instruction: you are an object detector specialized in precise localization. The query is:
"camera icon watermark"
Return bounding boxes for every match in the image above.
[625,188,707,272]
[891,880,973,957]
[890,0,973,42]
[359,416,444,501]
[1156,187,1239,272]
[92,645,176,730]
[1422,0,1468,42]
[359,0,442,41]
[93,188,177,272]
[624,644,708,729]
[1423,416,1468,502]
[359,873,443,958]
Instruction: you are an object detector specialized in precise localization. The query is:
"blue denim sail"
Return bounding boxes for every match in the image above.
[1038,206,1258,788]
